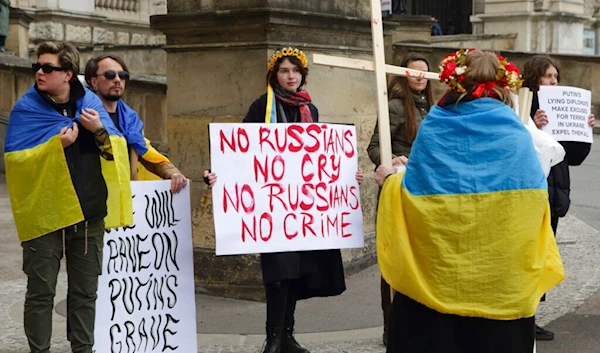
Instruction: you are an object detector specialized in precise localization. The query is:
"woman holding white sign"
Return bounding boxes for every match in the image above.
[522,55,595,341]
[209,47,364,353]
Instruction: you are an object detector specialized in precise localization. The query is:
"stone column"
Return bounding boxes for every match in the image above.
[151,0,380,301]
[7,7,34,59]
[478,0,591,54]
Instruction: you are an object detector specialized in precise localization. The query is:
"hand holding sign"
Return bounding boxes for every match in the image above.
[538,86,594,143]
[210,123,365,256]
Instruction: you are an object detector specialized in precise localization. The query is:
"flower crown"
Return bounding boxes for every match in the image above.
[439,48,523,94]
[267,47,308,72]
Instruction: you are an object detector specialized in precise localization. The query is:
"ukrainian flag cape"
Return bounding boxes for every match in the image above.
[115,99,170,180]
[377,98,565,320]
[4,86,133,242]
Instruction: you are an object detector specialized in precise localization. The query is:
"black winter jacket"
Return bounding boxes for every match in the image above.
[531,93,591,218]
[242,93,346,299]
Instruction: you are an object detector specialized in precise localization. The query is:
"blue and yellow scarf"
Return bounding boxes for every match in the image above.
[115,99,171,180]
[4,86,133,241]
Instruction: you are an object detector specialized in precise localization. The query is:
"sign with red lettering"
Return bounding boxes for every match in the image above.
[210,123,364,255]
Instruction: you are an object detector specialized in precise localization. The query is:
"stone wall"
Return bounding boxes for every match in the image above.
[152,0,380,300]
[28,11,166,48]
[77,46,166,76]
[430,33,517,51]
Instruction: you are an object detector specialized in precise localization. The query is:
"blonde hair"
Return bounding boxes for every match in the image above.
[459,51,513,107]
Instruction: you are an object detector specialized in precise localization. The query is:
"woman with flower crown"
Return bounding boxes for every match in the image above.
[207,47,364,353]
[374,49,564,353]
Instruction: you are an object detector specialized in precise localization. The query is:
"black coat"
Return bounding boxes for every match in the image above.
[243,94,346,300]
[531,93,591,219]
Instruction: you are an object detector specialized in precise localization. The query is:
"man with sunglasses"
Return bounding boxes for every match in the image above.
[5,41,132,353]
[84,54,187,193]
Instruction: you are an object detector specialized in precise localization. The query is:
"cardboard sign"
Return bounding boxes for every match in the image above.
[210,123,364,256]
[538,85,593,143]
[94,181,197,353]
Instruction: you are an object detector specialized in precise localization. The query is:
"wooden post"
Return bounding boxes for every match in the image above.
[312,54,440,80]
[369,0,393,169]
[312,0,441,304]
[517,87,533,125]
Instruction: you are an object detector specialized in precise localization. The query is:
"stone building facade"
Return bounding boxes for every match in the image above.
[6,0,167,74]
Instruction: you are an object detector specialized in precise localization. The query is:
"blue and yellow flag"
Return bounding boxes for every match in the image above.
[377,98,565,320]
[4,86,133,242]
[115,99,170,180]
[264,84,277,123]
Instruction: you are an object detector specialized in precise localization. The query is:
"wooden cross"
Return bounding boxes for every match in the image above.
[313,0,534,167]
[312,0,439,169]
[312,0,534,310]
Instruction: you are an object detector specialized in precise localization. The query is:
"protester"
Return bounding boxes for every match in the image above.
[206,46,364,353]
[367,52,435,347]
[522,54,595,341]
[4,41,132,353]
[431,17,443,36]
[376,49,564,353]
[84,54,187,193]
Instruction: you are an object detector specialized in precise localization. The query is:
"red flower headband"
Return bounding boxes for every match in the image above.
[439,48,522,97]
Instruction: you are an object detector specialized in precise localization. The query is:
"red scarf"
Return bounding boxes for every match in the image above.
[274,88,313,123]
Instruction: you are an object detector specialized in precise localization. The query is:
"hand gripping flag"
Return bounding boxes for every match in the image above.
[377,98,565,320]
[4,86,133,241]
[114,99,170,180]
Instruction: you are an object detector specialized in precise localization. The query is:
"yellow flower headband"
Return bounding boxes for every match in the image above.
[267,47,308,72]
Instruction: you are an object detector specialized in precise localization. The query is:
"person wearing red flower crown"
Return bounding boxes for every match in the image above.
[207,47,364,353]
[375,49,564,353]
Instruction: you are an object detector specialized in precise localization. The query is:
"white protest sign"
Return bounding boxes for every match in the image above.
[538,85,593,143]
[210,123,364,256]
[94,180,197,353]
[381,0,392,13]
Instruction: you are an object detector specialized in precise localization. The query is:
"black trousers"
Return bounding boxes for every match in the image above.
[265,279,298,329]
[387,293,535,353]
[540,214,559,303]
[381,277,392,334]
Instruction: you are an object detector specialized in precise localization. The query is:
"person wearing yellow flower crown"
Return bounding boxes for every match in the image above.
[374,49,564,353]
[239,46,364,353]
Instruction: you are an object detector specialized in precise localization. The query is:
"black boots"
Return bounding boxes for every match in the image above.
[262,327,283,353]
[282,326,310,353]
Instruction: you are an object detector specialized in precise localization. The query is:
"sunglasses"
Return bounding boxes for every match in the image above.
[32,63,66,74]
[98,70,130,80]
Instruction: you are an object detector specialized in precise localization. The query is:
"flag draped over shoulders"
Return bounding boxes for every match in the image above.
[4,85,133,241]
[116,99,170,180]
[377,98,564,320]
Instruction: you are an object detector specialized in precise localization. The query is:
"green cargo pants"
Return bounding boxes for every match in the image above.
[22,219,104,353]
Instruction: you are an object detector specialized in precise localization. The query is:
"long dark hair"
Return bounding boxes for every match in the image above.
[522,55,560,92]
[387,53,435,142]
